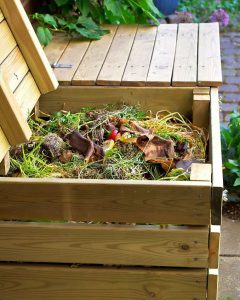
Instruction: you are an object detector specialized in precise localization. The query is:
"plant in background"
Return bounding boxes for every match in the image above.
[221,111,240,189]
[32,0,161,46]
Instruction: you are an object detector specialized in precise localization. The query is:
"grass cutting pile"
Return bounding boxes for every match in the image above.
[8,105,207,181]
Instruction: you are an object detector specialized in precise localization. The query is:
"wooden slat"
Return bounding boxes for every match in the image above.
[147,24,177,86]
[14,72,41,118]
[1,47,28,92]
[0,152,10,175]
[121,25,157,86]
[209,226,220,269]
[72,25,118,86]
[210,88,223,225]
[190,163,212,182]
[0,21,17,64]
[172,23,198,86]
[97,25,138,85]
[0,264,207,300]
[198,23,222,87]
[208,269,219,300]
[54,38,90,86]
[0,127,10,162]
[192,93,210,129]
[193,87,210,95]
[39,86,194,119]
[0,222,209,268]
[0,74,32,145]
[0,0,58,94]
[0,179,211,225]
[0,8,4,22]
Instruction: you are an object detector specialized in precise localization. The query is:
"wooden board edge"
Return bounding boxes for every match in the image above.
[208,269,219,300]
[192,93,210,129]
[0,151,10,175]
[190,163,212,182]
[209,225,220,269]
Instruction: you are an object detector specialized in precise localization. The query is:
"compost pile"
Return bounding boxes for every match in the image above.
[9,105,207,181]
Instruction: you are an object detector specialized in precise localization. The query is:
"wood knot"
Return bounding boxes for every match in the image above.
[180,244,190,251]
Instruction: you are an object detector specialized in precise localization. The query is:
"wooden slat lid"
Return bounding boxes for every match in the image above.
[0,0,58,162]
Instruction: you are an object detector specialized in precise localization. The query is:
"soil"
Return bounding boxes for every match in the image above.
[223,201,240,221]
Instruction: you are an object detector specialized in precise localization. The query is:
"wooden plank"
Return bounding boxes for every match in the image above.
[72,25,118,86]
[198,23,222,87]
[97,25,138,86]
[0,127,10,162]
[39,86,194,119]
[147,24,177,86]
[121,25,157,87]
[0,74,32,145]
[0,8,4,22]
[0,0,58,94]
[53,37,90,86]
[210,88,223,225]
[172,23,198,86]
[1,47,28,92]
[209,225,220,269]
[192,94,210,129]
[190,163,212,182]
[0,222,209,268]
[0,21,17,64]
[0,179,211,225]
[14,72,41,118]
[0,151,10,175]
[0,263,207,300]
[208,269,219,300]
[193,87,210,95]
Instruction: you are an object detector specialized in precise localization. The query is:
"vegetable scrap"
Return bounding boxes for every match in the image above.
[8,105,208,181]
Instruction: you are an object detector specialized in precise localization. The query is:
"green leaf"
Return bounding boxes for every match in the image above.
[104,0,135,23]
[36,27,52,46]
[233,177,240,186]
[54,0,69,7]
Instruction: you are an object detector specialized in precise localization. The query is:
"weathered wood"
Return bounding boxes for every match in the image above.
[190,163,212,182]
[0,74,32,145]
[208,269,219,300]
[209,225,220,269]
[172,23,198,86]
[147,24,178,86]
[97,25,138,85]
[121,25,157,86]
[210,88,223,225]
[0,263,207,300]
[72,25,118,86]
[0,222,209,268]
[0,0,58,94]
[192,93,210,129]
[0,127,10,163]
[0,21,17,64]
[0,179,211,225]
[14,72,41,118]
[0,151,10,175]
[198,23,222,87]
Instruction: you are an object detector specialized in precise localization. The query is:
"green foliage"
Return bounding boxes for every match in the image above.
[221,111,240,188]
[32,0,161,45]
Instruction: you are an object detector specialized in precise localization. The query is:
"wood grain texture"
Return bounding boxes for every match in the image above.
[0,151,10,175]
[1,47,28,92]
[121,25,157,86]
[208,269,219,300]
[209,226,220,269]
[0,8,4,22]
[72,25,118,86]
[39,86,194,119]
[0,74,32,145]
[14,72,41,118]
[193,87,210,95]
[0,127,10,162]
[190,163,212,182]
[0,264,207,300]
[97,25,138,85]
[0,222,209,268]
[0,0,58,94]
[172,23,198,86]
[147,24,177,86]
[210,88,223,225]
[192,94,210,129]
[198,23,222,87]
[0,21,17,64]
[0,178,211,225]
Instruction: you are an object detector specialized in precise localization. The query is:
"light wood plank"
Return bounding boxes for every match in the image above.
[190,163,212,182]
[147,24,178,86]
[0,127,10,162]
[14,72,41,118]
[72,25,118,86]
[0,179,211,225]
[1,47,28,92]
[208,269,219,300]
[0,8,4,22]
[54,38,90,86]
[193,87,210,95]
[0,21,17,64]
[192,94,210,129]
[198,23,222,87]
[209,226,220,269]
[0,0,58,94]
[97,24,138,86]
[121,25,157,86]
[172,23,198,86]
[0,74,32,145]
[210,88,223,225]
[0,264,207,300]
[0,222,209,268]
[0,151,10,175]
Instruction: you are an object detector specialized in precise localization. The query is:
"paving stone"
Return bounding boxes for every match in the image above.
[220,85,239,92]
[220,217,240,256]
[223,69,237,76]
[221,102,238,112]
[224,76,240,84]
[223,93,240,101]
[222,48,238,55]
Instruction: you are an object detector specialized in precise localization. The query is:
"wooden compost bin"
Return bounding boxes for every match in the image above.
[0,1,223,299]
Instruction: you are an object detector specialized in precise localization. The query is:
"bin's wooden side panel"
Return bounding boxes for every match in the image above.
[208,270,219,300]
[0,222,209,268]
[0,263,207,300]
[0,128,10,162]
[209,225,220,269]
[0,179,211,225]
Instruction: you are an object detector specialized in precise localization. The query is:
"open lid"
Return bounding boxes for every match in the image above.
[0,0,58,162]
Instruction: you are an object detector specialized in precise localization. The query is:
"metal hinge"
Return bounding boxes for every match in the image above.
[51,63,73,69]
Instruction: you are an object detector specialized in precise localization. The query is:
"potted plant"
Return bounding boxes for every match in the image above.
[154,0,179,15]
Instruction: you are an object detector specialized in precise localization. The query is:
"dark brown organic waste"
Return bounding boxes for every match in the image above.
[8,105,208,181]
